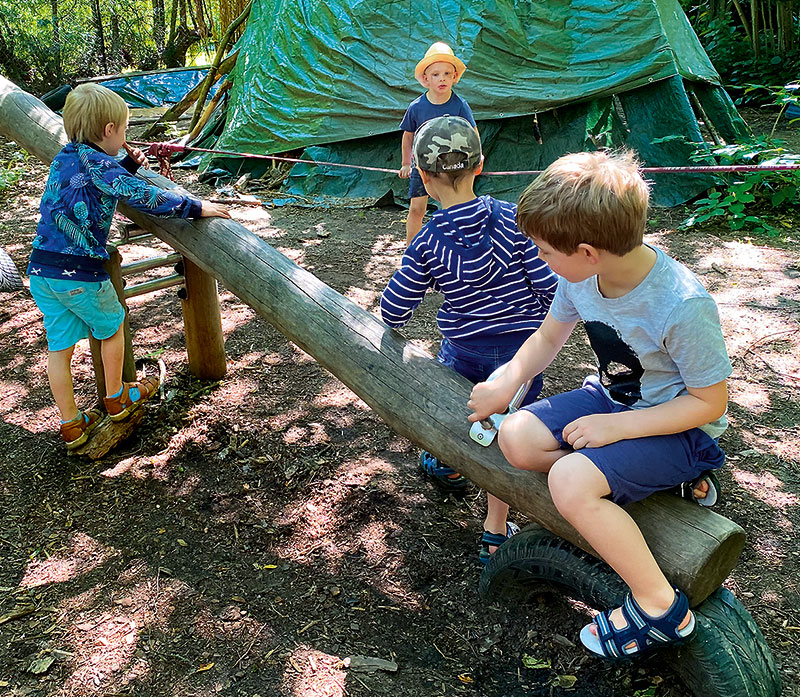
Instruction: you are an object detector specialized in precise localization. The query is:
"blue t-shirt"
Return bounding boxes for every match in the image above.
[399,92,476,133]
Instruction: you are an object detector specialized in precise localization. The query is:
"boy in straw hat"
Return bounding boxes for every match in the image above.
[399,42,478,245]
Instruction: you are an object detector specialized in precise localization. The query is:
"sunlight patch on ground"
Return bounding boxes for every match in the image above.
[268,406,309,433]
[284,646,347,697]
[272,456,426,610]
[362,233,404,288]
[60,572,189,694]
[277,246,307,266]
[730,379,772,413]
[283,420,330,446]
[731,467,798,510]
[20,532,119,588]
[312,383,370,412]
[0,379,28,412]
[344,284,379,309]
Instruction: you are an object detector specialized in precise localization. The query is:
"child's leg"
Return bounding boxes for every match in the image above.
[549,454,686,615]
[548,453,692,644]
[47,344,79,422]
[100,324,125,397]
[498,409,569,473]
[406,195,428,245]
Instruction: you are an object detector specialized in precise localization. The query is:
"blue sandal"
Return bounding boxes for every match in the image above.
[671,470,721,507]
[419,451,469,493]
[478,522,520,565]
[580,589,695,659]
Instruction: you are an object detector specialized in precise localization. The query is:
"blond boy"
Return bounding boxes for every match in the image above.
[27,83,230,449]
[469,151,731,658]
[399,42,477,244]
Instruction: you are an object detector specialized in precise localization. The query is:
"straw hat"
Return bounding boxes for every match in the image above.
[414,42,466,85]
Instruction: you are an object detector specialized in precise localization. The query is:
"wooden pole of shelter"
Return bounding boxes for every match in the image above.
[141,50,238,140]
[180,256,227,380]
[0,74,747,606]
[88,245,136,404]
[188,1,251,131]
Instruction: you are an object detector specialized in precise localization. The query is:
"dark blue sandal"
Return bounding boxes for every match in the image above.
[419,451,469,493]
[580,589,695,659]
[478,522,520,566]
[671,470,721,507]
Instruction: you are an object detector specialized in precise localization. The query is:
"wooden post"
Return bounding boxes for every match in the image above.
[0,74,746,605]
[180,256,227,380]
[88,245,136,403]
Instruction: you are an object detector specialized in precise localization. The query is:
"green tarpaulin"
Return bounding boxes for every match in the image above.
[204,0,749,206]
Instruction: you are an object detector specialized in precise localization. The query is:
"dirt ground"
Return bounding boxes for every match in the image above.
[0,111,799,697]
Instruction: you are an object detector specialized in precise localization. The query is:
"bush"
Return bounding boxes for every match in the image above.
[682,137,800,236]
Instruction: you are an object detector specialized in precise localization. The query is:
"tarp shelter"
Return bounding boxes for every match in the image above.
[202,0,750,206]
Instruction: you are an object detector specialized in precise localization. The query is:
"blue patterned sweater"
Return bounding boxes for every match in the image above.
[27,142,202,282]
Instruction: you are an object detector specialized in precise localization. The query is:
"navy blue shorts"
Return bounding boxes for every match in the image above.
[438,337,543,404]
[521,375,726,505]
[409,167,428,199]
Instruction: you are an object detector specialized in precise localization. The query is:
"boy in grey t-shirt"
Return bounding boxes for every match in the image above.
[468,151,731,660]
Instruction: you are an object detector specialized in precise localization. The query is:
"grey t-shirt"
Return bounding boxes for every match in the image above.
[550,246,732,438]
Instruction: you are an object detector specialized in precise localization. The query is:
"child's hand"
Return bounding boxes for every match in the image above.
[562,414,623,449]
[467,380,515,423]
[123,143,150,169]
[399,164,412,178]
[200,201,232,219]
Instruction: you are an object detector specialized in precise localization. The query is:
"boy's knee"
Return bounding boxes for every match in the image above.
[408,198,427,217]
[498,411,554,470]
[548,455,607,515]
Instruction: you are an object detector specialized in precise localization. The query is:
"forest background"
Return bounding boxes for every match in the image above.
[0,0,797,101]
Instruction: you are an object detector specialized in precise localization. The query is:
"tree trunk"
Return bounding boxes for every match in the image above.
[91,0,108,74]
[110,14,121,71]
[152,0,166,52]
[50,0,61,79]
[750,0,760,57]
[0,75,747,608]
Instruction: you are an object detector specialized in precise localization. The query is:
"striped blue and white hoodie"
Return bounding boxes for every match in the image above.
[381,195,557,346]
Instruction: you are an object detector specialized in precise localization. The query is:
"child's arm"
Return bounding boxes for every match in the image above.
[562,381,728,449]
[380,246,432,327]
[89,155,228,219]
[468,312,577,421]
[399,131,414,178]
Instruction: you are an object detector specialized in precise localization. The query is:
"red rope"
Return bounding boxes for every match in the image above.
[131,140,800,179]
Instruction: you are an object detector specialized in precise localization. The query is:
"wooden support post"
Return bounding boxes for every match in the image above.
[180,256,227,380]
[88,245,136,403]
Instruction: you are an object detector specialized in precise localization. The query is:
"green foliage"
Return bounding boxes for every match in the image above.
[0,152,28,195]
[683,6,800,100]
[682,137,800,237]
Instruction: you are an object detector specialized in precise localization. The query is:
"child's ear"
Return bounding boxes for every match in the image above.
[104,122,115,138]
[577,243,601,264]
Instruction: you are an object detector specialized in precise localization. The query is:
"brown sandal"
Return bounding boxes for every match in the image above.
[60,408,104,450]
[103,376,160,422]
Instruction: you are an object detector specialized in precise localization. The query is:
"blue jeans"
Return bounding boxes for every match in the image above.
[437,337,543,405]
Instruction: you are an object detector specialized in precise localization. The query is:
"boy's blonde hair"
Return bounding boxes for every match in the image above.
[62,83,128,144]
[516,150,649,256]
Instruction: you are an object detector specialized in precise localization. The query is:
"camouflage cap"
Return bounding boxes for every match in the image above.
[413,116,482,173]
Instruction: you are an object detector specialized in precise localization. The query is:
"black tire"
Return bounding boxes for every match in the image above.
[479,525,781,697]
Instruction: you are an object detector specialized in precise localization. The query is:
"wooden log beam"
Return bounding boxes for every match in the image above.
[0,74,746,605]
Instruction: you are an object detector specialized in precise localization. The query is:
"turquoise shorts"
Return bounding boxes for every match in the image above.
[29,276,125,352]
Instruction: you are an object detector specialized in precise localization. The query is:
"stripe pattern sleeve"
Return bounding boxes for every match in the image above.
[380,238,433,327]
